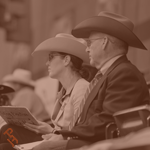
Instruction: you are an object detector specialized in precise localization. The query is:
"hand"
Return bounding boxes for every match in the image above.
[42,134,64,141]
[42,133,54,140]
[24,120,53,134]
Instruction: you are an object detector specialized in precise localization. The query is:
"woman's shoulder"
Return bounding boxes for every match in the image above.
[76,78,89,86]
[70,78,89,101]
[72,78,89,92]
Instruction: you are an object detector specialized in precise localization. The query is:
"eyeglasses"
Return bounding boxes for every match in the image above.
[85,37,114,48]
[85,37,104,48]
[48,53,65,62]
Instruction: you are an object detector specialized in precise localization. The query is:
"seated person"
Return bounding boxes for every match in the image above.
[2,68,50,122]
[0,33,90,149]
[0,85,15,128]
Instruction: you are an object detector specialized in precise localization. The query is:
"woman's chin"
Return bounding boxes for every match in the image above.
[48,73,55,78]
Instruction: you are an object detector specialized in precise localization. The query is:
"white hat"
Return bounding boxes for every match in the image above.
[32,33,90,64]
[2,69,35,87]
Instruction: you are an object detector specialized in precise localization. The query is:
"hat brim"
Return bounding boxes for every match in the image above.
[32,37,90,64]
[0,85,15,94]
[3,76,35,87]
[72,16,147,50]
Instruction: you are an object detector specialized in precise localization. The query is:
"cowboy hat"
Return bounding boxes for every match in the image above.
[2,69,35,87]
[32,33,90,64]
[72,11,147,50]
[0,85,15,94]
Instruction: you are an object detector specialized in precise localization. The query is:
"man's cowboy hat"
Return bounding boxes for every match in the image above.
[72,11,147,50]
[32,33,90,64]
[2,69,35,87]
[0,85,15,94]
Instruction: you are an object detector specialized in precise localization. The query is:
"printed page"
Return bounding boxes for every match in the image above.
[0,106,38,126]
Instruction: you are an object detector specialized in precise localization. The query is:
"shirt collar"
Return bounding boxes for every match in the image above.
[100,54,124,75]
[58,86,72,98]
[57,79,80,104]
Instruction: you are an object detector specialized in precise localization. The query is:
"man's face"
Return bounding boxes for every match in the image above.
[85,33,105,69]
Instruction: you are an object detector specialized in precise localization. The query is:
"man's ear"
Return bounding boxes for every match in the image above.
[102,37,109,50]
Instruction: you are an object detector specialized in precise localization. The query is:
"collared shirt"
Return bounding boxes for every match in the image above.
[51,78,89,131]
[58,83,75,105]
[100,55,124,75]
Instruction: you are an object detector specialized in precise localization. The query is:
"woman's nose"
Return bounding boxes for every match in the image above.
[46,60,49,66]
[86,47,90,53]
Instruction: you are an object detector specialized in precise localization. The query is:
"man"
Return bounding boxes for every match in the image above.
[33,11,149,150]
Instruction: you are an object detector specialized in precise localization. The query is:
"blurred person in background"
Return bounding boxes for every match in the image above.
[0,33,90,150]
[35,74,59,118]
[1,68,50,122]
[0,85,15,106]
[0,85,15,128]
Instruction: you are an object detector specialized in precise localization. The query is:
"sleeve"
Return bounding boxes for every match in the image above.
[71,80,89,117]
[58,65,149,141]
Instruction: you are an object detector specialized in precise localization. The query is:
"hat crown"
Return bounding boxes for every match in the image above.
[98,11,134,31]
[2,69,35,87]
[55,33,87,46]
[12,69,32,81]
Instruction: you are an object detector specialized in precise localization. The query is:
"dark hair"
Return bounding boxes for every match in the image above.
[58,52,90,79]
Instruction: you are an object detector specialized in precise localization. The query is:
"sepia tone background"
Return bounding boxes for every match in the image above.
[0,0,150,82]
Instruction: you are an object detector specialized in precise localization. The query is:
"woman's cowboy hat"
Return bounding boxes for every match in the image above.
[32,33,90,64]
[72,11,147,50]
[2,69,35,87]
[0,85,15,94]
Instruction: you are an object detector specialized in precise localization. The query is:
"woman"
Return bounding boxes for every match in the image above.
[0,33,90,149]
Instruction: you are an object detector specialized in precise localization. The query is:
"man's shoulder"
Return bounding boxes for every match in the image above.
[110,60,141,76]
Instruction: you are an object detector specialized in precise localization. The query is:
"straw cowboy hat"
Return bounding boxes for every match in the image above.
[72,11,147,50]
[32,33,90,64]
[2,69,35,87]
[0,85,15,94]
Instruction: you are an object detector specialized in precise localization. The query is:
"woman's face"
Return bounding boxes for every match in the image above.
[46,52,66,79]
